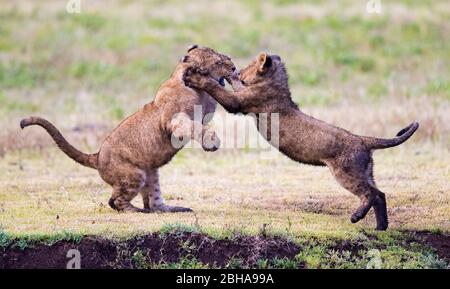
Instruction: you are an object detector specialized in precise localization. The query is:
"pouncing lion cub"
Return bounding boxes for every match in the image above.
[21,45,236,213]
[184,52,419,230]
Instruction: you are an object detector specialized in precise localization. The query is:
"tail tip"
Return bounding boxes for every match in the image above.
[410,121,420,132]
[20,118,30,129]
[396,121,419,137]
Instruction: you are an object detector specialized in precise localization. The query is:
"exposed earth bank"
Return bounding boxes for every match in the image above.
[1,231,448,269]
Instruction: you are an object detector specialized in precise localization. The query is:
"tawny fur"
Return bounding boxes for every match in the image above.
[21,45,236,213]
[184,52,419,230]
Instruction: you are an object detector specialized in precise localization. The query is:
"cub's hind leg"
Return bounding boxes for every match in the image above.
[110,186,149,213]
[326,153,383,229]
[114,191,144,212]
[142,169,164,209]
[332,173,378,224]
[108,168,150,213]
[140,188,150,210]
[372,190,388,230]
[144,169,193,213]
[368,175,389,230]
[350,185,378,224]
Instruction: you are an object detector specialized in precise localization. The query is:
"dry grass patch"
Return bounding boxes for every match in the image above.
[0,144,448,239]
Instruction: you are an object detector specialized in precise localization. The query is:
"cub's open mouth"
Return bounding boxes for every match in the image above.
[218,77,226,87]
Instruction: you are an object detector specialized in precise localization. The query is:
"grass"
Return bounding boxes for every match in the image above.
[0,145,448,237]
[0,1,449,102]
[0,0,449,268]
[0,0,448,146]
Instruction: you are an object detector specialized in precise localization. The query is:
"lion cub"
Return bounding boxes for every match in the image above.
[21,45,236,213]
[184,52,418,230]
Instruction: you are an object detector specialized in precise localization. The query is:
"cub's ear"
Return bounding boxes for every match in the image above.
[257,52,272,73]
[187,44,198,52]
[180,55,189,63]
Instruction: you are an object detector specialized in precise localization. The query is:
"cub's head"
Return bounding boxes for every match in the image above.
[231,52,289,96]
[181,45,236,87]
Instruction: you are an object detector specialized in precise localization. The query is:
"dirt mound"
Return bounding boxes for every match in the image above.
[0,237,117,269]
[1,230,448,268]
[411,231,450,263]
[0,231,301,269]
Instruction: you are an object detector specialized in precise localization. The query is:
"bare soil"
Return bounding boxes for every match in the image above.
[411,231,450,263]
[0,231,301,269]
[0,231,448,269]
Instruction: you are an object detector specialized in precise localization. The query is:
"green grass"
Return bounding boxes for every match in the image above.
[153,257,210,269]
[0,0,448,140]
[1,145,448,238]
[0,62,39,88]
[0,228,83,249]
[0,145,449,268]
[2,224,446,268]
[0,93,40,116]
[0,1,449,104]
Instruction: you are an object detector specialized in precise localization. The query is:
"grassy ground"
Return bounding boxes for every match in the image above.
[1,145,449,237]
[0,144,449,268]
[0,0,449,268]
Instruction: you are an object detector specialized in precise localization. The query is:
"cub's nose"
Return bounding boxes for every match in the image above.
[232,66,237,72]
[226,70,240,84]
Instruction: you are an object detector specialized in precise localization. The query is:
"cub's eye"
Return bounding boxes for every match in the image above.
[241,80,246,85]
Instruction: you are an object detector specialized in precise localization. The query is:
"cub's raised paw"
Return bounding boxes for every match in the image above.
[202,129,220,152]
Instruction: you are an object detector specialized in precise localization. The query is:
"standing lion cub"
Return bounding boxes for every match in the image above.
[184,52,419,230]
[21,45,236,213]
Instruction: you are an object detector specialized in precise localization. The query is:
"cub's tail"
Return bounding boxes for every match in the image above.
[362,122,419,150]
[20,116,98,169]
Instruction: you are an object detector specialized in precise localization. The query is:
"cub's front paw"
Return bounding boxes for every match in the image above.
[202,129,220,152]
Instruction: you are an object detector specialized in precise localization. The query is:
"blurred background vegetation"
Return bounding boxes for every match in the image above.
[0,0,449,154]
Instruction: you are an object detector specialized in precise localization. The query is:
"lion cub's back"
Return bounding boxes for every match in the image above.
[98,103,177,170]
